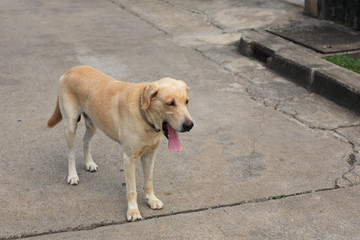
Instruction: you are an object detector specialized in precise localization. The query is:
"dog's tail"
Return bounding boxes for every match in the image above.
[47,97,62,128]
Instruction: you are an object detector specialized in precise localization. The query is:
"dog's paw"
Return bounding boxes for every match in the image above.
[67,175,79,185]
[147,196,164,210]
[127,209,143,222]
[86,162,98,172]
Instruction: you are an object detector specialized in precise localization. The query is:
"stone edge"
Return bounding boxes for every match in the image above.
[239,29,360,112]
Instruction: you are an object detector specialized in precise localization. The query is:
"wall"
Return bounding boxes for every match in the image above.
[305,0,360,30]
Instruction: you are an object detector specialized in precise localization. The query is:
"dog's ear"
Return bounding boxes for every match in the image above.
[178,80,189,91]
[141,83,159,110]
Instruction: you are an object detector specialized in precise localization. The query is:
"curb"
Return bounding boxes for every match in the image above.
[238,29,360,112]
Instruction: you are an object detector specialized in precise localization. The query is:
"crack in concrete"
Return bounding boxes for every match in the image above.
[159,0,225,31]
[184,9,225,31]
[334,124,360,130]
[335,153,360,188]
[274,102,358,132]
[3,187,347,240]
[110,0,224,37]
[107,0,170,35]
[246,85,303,110]
[333,130,359,154]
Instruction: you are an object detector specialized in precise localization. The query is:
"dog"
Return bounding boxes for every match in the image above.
[47,66,193,221]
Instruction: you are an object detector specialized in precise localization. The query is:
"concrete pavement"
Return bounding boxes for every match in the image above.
[1,0,360,239]
[32,186,360,239]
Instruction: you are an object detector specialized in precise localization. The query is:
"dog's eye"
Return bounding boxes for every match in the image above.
[185,99,189,105]
[166,100,176,106]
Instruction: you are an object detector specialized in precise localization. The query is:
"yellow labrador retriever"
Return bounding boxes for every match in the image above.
[47,66,193,221]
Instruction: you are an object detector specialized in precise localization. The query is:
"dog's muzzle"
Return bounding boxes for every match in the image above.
[181,120,194,132]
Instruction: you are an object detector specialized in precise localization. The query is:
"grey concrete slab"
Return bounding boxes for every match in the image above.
[32,186,360,240]
[277,94,360,130]
[268,21,360,53]
[0,0,357,239]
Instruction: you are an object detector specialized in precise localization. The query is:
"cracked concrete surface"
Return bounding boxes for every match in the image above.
[276,94,360,130]
[32,187,360,240]
[1,0,360,239]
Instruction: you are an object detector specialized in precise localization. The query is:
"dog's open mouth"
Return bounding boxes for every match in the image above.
[162,121,182,152]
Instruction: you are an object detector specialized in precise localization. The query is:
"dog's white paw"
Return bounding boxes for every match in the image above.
[127,208,143,222]
[67,175,79,185]
[86,162,98,172]
[147,196,164,210]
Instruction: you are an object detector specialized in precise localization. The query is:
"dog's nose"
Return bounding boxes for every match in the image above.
[182,120,194,132]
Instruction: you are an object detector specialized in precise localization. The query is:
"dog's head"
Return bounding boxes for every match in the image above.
[141,78,193,152]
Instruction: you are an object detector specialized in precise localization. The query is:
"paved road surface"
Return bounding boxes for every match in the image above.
[1,0,360,239]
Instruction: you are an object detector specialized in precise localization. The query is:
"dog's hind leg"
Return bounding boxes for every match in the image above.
[60,95,81,185]
[64,118,79,185]
[83,113,98,172]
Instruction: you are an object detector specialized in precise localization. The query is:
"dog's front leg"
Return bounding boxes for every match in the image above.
[141,151,163,210]
[123,152,142,221]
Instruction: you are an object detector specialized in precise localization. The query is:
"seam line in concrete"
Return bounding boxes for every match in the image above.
[107,0,170,35]
[160,0,225,31]
[3,187,347,240]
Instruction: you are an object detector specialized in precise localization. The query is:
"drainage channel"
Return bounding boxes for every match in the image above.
[251,44,273,63]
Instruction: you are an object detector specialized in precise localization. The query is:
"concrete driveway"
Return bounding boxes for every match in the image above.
[1,0,360,239]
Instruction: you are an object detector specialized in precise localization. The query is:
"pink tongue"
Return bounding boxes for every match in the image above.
[167,124,182,152]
